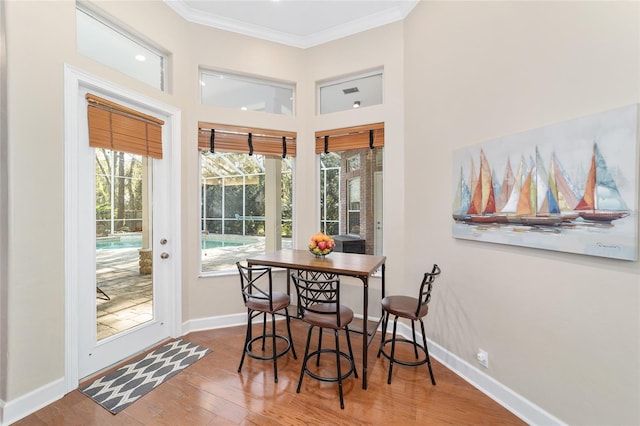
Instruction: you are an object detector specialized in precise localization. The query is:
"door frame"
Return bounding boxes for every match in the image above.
[63,65,182,392]
[374,171,383,256]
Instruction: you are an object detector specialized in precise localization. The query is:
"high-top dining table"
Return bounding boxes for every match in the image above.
[246,249,386,390]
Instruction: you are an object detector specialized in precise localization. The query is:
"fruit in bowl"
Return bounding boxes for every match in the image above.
[309,232,335,257]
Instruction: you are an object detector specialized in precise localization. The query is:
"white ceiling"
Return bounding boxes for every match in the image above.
[163,0,419,48]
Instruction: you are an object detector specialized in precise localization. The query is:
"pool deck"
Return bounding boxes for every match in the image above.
[96,248,153,340]
[96,239,288,339]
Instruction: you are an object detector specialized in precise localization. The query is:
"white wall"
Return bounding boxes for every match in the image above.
[2,1,639,425]
[403,2,640,425]
[5,0,73,399]
[2,0,402,403]
[0,0,9,404]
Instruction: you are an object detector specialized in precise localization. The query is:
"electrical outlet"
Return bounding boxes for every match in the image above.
[477,349,489,368]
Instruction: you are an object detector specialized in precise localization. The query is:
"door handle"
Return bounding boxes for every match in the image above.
[161,252,170,259]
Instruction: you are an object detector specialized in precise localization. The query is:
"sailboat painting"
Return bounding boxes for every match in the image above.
[452,104,638,261]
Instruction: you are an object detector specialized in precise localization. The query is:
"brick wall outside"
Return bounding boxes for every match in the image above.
[339,148,382,255]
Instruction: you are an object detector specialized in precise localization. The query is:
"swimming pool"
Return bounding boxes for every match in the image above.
[96,234,247,250]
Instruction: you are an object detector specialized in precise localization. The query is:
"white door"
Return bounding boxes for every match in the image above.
[75,88,175,379]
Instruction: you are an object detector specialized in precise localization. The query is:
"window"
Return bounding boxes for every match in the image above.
[87,92,164,236]
[320,153,340,236]
[348,155,360,172]
[317,123,384,255]
[347,177,361,234]
[200,69,295,116]
[76,5,167,90]
[95,150,144,236]
[198,123,296,273]
[318,69,383,114]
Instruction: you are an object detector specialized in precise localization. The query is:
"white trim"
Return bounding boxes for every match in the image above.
[163,0,419,49]
[389,321,567,426]
[182,313,246,335]
[63,64,182,392]
[184,315,566,425]
[63,65,81,392]
[0,378,65,426]
[6,313,564,425]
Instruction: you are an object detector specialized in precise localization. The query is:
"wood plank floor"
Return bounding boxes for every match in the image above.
[14,320,526,425]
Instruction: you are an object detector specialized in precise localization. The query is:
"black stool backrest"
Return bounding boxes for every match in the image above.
[298,269,337,281]
[237,262,274,311]
[415,264,442,318]
[291,273,343,327]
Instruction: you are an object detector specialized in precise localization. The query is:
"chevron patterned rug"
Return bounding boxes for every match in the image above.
[80,339,212,414]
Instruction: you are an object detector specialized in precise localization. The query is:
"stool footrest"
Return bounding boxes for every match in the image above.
[379,338,428,367]
[246,334,292,361]
[303,348,356,383]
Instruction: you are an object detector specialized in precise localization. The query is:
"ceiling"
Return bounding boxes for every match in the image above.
[163,0,420,48]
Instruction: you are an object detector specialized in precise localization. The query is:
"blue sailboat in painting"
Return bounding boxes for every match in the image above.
[504,148,564,225]
[451,104,637,261]
[452,166,471,221]
[575,142,630,222]
[547,151,580,220]
[453,143,630,225]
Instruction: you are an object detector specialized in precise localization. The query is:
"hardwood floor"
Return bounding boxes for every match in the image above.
[14,321,526,425]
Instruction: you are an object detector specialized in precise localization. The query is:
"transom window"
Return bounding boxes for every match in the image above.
[318,69,383,114]
[200,69,295,116]
[76,5,167,91]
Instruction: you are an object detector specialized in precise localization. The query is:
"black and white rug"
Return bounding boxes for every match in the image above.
[80,339,212,414]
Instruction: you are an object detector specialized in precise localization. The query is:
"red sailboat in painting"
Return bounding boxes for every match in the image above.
[466,150,507,223]
[575,143,630,222]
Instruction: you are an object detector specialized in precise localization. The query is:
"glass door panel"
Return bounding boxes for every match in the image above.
[95,149,153,340]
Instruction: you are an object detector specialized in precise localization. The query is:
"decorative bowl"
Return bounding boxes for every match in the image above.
[308,232,335,257]
[309,246,334,257]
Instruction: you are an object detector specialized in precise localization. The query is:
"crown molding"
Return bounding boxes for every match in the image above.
[163,0,419,49]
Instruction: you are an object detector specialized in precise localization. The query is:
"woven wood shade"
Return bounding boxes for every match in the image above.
[86,94,164,159]
[315,122,384,154]
[198,122,297,157]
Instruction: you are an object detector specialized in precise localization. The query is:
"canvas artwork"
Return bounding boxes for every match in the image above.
[452,104,638,261]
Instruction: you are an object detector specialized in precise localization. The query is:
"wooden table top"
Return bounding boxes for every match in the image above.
[246,249,385,277]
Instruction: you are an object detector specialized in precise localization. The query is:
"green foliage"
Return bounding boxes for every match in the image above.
[95,149,144,235]
[201,152,291,238]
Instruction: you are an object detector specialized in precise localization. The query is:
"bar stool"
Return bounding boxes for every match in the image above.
[236,262,296,383]
[377,264,441,384]
[291,273,358,409]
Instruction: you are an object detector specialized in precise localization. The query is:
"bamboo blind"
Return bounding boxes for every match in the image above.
[198,122,297,157]
[86,93,164,159]
[315,122,384,154]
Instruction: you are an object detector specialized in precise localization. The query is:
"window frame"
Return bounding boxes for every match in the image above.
[199,68,296,116]
[317,68,384,115]
[317,123,384,255]
[76,3,169,91]
[198,123,296,275]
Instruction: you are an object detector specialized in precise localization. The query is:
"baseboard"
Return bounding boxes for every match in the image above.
[182,312,246,335]
[187,314,565,424]
[4,315,564,426]
[0,377,65,426]
[392,322,566,426]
